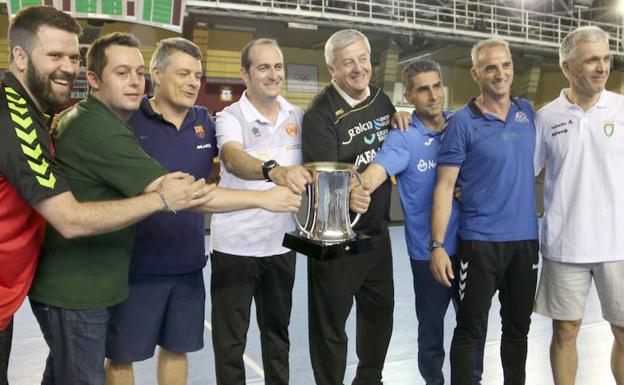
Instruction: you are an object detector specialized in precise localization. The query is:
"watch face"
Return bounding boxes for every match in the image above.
[428,241,443,251]
[263,160,278,181]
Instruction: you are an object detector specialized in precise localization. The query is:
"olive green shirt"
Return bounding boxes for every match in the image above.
[29,95,167,309]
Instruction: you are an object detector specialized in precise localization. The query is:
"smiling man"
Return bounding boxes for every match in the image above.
[26,32,212,385]
[0,9,211,385]
[103,37,301,385]
[351,60,485,385]
[533,26,624,385]
[302,29,396,385]
[209,38,311,385]
[430,38,538,385]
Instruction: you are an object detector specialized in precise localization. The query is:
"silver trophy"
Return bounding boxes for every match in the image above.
[293,162,363,245]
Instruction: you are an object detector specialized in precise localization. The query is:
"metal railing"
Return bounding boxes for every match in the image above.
[187,0,624,55]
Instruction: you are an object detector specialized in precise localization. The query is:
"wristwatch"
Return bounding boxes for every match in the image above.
[428,240,445,252]
[262,160,279,182]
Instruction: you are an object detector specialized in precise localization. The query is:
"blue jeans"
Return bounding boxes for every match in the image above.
[411,259,484,385]
[30,300,109,385]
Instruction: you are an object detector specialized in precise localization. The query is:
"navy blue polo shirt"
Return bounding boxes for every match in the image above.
[374,111,459,261]
[438,98,538,242]
[129,96,217,275]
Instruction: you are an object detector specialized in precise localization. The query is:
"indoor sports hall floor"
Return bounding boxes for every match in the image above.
[9,226,616,385]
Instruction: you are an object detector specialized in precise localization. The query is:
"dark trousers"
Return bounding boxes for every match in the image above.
[308,233,394,385]
[211,251,296,385]
[411,259,484,385]
[0,319,12,385]
[30,300,110,385]
[450,240,538,385]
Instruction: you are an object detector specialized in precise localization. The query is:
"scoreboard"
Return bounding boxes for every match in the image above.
[66,1,138,22]
[7,0,187,32]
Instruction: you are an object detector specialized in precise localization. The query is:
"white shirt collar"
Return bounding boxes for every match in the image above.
[239,91,294,125]
[558,88,610,111]
[332,80,370,108]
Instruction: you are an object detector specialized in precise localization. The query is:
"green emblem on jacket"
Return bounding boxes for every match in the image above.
[604,121,614,137]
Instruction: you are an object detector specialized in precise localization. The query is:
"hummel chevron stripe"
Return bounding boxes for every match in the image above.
[4,86,19,96]
[7,87,55,189]
[5,94,26,105]
[11,113,32,129]
[28,158,49,175]
[36,173,56,189]
[8,103,28,115]
[21,143,43,159]
[14,127,37,144]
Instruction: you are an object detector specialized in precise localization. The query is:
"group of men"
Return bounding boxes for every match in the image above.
[0,6,385,385]
[0,4,622,385]
[347,21,623,385]
[426,27,623,385]
[0,6,306,385]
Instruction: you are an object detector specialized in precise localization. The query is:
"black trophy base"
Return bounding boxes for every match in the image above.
[282,231,373,260]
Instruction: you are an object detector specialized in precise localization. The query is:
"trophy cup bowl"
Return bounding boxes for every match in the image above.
[292,162,362,245]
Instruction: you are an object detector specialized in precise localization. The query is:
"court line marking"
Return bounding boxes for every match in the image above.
[204,320,266,379]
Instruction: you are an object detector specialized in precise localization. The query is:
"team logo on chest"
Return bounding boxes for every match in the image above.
[501,132,519,141]
[342,114,391,145]
[194,125,205,139]
[284,122,298,137]
[514,111,529,123]
[364,134,375,145]
[604,121,615,137]
[417,159,436,172]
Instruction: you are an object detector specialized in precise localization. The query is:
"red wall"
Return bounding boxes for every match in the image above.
[198,81,246,116]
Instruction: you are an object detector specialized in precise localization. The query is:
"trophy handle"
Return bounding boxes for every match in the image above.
[293,176,312,238]
[292,211,311,238]
[350,171,363,228]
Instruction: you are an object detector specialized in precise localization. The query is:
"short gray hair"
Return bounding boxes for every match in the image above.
[559,26,610,68]
[324,29,371,66]
[471,38,510,68]
[150,37,202,73]
[403,60,442,92]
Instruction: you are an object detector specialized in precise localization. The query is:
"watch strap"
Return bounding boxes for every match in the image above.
[262,160,279,181]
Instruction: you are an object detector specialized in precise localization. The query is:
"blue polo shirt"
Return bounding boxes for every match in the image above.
[438,98,538,242]
[128,96,217,275]
[374,111,459,261]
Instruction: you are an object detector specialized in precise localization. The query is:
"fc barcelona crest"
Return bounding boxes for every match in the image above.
[604,121,614,137]
[195,125,205,139]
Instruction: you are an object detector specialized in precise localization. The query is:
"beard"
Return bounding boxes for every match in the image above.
[26,61,74,112]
